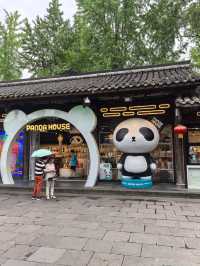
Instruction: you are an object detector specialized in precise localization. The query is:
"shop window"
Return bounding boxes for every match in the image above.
[0,131,24,180]
[99,125,174,183]
[99,131,122,180]
[188,128,200,164]
[28,121,89,179]
[151,125,174,183]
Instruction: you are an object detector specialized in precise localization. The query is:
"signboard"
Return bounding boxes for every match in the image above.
[26,123,70,132]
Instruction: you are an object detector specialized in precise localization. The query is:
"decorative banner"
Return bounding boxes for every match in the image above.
[98,100,174,129]
[100,103,171,118]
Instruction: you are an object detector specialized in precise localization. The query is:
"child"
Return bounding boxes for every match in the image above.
[44,157,57,200]
[69,150,77,177]
[32,157,47,200]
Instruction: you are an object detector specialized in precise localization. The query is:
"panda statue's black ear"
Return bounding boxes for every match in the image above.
[151,117,164,131]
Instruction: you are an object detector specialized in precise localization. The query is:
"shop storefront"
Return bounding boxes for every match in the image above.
[0,61,199,188]
[97,99,175,183]
[176,100,200,189]
[27,119,89,180]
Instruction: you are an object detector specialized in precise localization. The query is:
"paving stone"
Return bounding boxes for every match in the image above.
[0,232,17,242]
[141,244,200,263]
[130,233,157,245]
[154,219,178,227]
[67,221,99,230]
[2,245,38,260]
[27,247,65,264]
[145,225,172,235]
[111,241,141,256]
[15,225,42,234]
[103,231,130,242]
[56,237,88,250]
[31,235,87,250]
[141,244,173,258]
[165,214,188,221]
[157,235,185,248]
[179,221,200,230]
[120,223,144,233]
[170,227,196,237]
[184,237,200,249]
[88,252,123,266]
[14,233,38,245]
[187,216,200,222]
[0,257,7,265]
[30,235,62,247]
[56,250,93,266]
[83,239,112,253]
[0,224,20,233]
[2,259,38,266]
[57,227,106,239]
[122,256,200,266]
[37,226,61,235]
[0,241,15,252]
[100,222,122,230]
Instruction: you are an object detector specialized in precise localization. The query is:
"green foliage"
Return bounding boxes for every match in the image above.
[0,10,22,81]
[1,0,198,79]
[72,0,189,72]
[186,1,200,68]
[20,0,73,77]
[142,0,189,64]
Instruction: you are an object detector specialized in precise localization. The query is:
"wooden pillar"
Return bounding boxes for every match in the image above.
[174,107,186,188]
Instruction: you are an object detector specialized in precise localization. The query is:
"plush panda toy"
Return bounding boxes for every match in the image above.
[113,118,159,183]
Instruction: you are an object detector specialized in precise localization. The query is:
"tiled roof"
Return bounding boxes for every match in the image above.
[0,61,199,101]
[176,96,200,106]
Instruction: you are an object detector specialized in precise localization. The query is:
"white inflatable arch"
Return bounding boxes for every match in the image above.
[0,105,100,187]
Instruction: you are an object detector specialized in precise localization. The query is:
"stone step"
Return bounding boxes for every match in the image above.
[0,182,199,200]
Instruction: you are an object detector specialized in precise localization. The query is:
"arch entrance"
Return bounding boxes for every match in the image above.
[0,106,100,187]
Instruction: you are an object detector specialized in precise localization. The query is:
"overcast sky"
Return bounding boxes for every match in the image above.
[0,0,77,22]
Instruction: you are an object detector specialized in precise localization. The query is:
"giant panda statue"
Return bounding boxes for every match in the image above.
[113,118,159,188]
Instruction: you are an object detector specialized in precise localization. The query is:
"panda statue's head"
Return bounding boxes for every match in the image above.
[113,118,159,154]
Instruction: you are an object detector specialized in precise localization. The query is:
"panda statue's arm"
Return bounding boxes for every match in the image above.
[149,156,157,171]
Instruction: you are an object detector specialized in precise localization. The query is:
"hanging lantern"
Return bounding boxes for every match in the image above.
[174,124,187,139]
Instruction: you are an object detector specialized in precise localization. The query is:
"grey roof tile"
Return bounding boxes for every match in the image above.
[0,61,199,100]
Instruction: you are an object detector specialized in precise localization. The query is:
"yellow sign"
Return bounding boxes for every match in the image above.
[26,123,70,132]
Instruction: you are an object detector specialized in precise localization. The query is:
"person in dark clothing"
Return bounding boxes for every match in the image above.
[69,150,78,177]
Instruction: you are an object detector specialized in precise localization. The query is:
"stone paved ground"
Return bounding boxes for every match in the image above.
[1,194,200,265]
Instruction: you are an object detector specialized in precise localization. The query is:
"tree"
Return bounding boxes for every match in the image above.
[0,10,22,81]
[186,1,200,68]
[72,0,189,72]
[20,0,73,77]
[142,0,189,64]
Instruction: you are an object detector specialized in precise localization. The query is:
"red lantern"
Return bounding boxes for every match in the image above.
[174,124,187,139]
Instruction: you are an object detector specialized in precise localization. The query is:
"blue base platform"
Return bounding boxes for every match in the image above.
[121,179,152,189]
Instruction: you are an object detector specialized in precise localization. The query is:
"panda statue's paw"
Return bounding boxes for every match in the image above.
[117,163,123,170]
[150,163,157,171]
